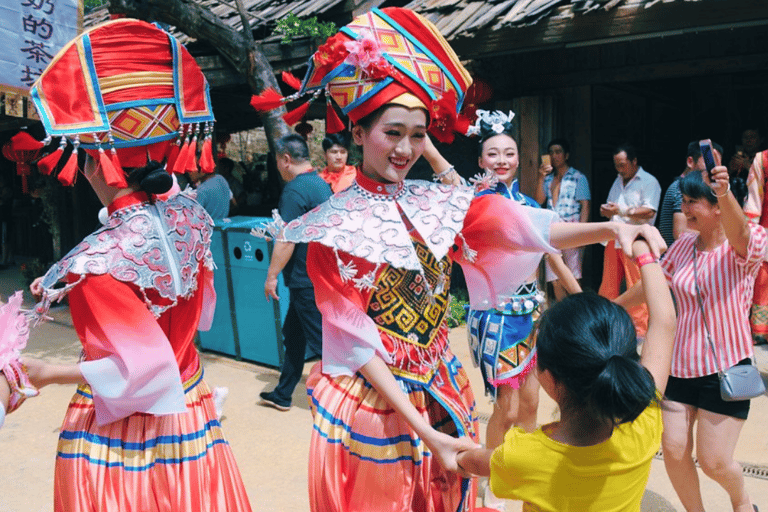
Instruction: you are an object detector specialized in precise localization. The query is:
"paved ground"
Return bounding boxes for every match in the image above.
[0,264,767,511]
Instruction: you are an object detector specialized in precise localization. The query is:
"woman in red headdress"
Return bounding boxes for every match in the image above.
[251,8,665,512]
[22,19,251,512]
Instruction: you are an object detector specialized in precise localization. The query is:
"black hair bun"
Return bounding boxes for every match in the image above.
[128,161,173,195]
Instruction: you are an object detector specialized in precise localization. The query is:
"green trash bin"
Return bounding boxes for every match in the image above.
[198,217,289,367]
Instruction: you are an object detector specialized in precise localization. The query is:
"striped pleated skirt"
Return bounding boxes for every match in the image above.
[54,366,252,512]
[306,351,478,512]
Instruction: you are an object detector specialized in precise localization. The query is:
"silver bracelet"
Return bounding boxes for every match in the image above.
[713,183,731,198]
[433,165,456,182]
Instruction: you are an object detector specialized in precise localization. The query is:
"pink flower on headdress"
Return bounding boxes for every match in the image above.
[344,31,395,80]
[344,32,381,68]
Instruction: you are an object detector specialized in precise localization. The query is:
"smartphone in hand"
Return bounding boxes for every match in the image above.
[700,139,716,182]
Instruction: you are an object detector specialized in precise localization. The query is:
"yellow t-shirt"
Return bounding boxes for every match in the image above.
[489,400,662,512]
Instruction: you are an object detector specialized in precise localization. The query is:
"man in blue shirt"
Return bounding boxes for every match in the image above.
[260,134,332,411]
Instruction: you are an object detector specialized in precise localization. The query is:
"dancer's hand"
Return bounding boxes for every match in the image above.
[424,430,480,474]
[29,276,44,302]
[616,223,667,260]
[19,357,49,389]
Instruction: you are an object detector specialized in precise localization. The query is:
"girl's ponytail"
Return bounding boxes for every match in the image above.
[537,292,657,426]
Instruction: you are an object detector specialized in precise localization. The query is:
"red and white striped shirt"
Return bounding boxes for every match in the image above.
[660,224,767,378]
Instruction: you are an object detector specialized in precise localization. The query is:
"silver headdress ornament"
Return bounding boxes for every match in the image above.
[466,109,516,139]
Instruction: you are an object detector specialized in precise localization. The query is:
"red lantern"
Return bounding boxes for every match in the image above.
[295,120,313,139]
[1,131,44,194]
[465,78,493,106]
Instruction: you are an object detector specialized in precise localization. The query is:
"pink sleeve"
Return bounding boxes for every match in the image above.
[307,244,391,377]
[660,233,692,284]
[69,275,186,426]
[197,267,216,332]
[453,194,559,310]
[744,153,764,223]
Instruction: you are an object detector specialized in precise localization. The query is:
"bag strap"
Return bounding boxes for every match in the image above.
[692,244,724,376]
[693,244,757,374]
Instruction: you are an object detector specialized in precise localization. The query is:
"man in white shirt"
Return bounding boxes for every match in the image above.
[599,144,661,338]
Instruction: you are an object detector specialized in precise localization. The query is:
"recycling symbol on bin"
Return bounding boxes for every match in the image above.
[244,241,252,253]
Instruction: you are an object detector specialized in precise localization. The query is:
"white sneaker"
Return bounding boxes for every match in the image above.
[212,386,229,420]
[483,482,506,512]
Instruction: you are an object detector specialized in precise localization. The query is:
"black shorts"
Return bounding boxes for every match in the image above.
[663,359,752,420]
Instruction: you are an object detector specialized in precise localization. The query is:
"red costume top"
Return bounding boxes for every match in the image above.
[39,191,215,425]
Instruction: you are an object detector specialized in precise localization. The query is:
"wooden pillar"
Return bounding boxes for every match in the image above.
[514,96,541,199]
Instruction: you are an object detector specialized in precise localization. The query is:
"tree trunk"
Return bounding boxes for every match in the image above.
[107,0,290,152]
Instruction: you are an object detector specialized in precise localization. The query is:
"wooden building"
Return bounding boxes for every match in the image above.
[5,0,768,287]
[404,0,768,286]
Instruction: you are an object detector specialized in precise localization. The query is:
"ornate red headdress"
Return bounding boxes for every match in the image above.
[30,19,216,187]
[251,8,473,143]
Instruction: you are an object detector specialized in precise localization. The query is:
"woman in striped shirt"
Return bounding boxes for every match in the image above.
[633,165,763,512]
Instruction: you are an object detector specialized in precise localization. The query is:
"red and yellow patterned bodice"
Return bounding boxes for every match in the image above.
[367,240,452,384]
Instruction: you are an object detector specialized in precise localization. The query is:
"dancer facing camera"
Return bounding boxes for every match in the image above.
[422,110,582,511]
[251,7,666,512]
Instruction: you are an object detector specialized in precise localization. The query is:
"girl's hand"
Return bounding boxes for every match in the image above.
[424,430,480,474]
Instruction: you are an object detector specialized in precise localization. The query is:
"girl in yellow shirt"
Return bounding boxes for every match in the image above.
[457,238,676,511]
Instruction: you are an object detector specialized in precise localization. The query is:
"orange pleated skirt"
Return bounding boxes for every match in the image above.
[54,366,252,512]
[306,352,478,512]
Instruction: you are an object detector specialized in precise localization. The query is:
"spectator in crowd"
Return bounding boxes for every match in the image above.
[659,140,722,247]
[217,157,246,215]
[260,134,332,411]
[744,146,768,344]
[729,128,762,181]
[599,144,661,338]
[189,167,232,220]
[318,132,357,193]
[620,168,760,512]
[535,138,590,301]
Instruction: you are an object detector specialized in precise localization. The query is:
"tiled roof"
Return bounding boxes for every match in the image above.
[405,0,702,39]
[84,0,348,43]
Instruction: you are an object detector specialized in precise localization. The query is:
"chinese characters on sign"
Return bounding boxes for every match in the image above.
[1,0,79,117]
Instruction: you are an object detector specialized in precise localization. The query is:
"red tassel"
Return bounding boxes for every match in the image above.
[249,88,285,111]
[165,140,181,172]
[10,131,43,151]
[326,101,345,134]
[184,137,198,172]
[454,114,471,137]
[281,71,302,91]
[99,149,128,188]
[174,137,191,174]
[282,101,311,126]
[36,148,63,175]
[109,149,122,175]
[200,138,215,173]
[58,149,78,186]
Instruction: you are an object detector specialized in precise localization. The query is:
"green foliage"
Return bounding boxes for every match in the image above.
[83,0,106,13]
[446,293,469,328]
[274,12,336,44]
[20,258,48,287]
